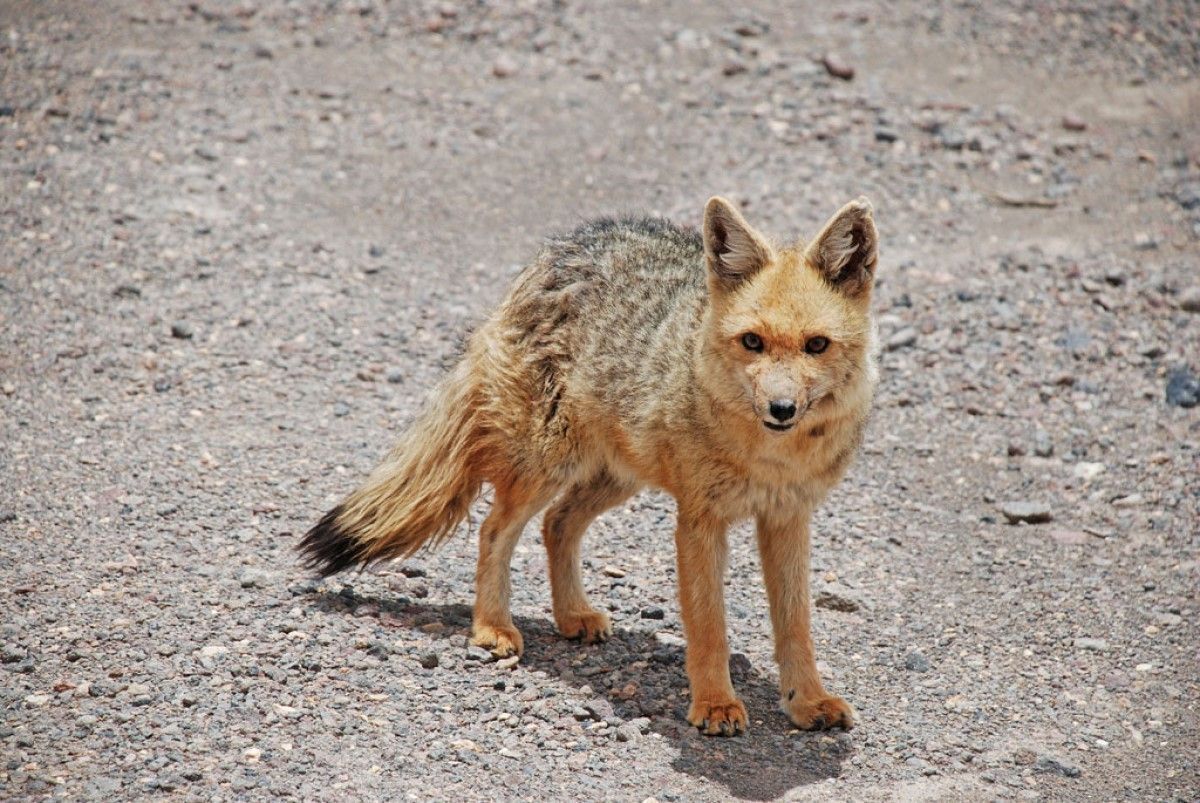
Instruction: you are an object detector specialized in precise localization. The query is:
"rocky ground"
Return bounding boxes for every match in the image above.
[2,1,1198,800]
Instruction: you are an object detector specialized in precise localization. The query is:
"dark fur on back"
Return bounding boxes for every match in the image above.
[556,215,703,252]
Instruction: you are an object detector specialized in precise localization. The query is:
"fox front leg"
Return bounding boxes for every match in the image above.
[673,509,747,736]
[755,509,855,731]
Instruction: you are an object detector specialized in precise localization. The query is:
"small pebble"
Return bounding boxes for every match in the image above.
[885,327,918,351]
[615,723,641,742]
[1165,368,1199,408]
[1072,462,1105,480]
[1034,755,1082,778]
[1074,637,1109,652]
[238,568,271,589]
[820,54,855,80]
[722,58,749,77]
[814,590,862,612]
[733,18,769,37]
[937,127,967,150]
[492,55,518,78]
[1132,232,1157,251]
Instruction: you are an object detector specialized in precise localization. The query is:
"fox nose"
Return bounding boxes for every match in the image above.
[769,399,797,422]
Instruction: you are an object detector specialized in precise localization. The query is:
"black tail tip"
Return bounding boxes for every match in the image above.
[297,505,367,577]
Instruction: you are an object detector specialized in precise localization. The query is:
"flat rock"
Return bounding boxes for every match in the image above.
[1049,528,1090,546]
[885,327,918,351]
[1074,637,1109,652]
[998,501,1053,524]
[1035,755,1082,777]
[814,590,863,612]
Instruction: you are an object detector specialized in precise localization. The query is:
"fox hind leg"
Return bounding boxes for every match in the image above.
[542,470,639,643]
[471,475,559,658]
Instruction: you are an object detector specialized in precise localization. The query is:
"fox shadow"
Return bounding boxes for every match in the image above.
[305,588,850,801]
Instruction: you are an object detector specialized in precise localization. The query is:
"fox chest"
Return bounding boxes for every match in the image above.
[704,428,859,518]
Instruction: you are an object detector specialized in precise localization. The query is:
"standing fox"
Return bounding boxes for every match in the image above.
[300,196,879,736]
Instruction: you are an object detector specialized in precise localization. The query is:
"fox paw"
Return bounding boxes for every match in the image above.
[782,691,855,731]
[555,609,612,643]
[470,623,523,658]
[688,697,748,737]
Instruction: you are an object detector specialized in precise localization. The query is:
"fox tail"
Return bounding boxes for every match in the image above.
[298,361,484,576]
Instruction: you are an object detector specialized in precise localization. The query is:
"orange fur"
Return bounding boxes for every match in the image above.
[299,197,880,735]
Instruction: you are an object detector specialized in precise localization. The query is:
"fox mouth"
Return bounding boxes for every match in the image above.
[763,421,795,432]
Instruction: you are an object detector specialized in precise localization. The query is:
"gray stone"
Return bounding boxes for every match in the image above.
[238,568,272,588]
[1034,755,1082,777]
[1074,637,1109,652]
[492,55,518,78]
[820,54,855,81]
[937,126,967,150]
[1175,182,1200,211]
[998,501,1053,524]
[1165,368,1199,408]
[615,723,641,742]
[885,327,918,351]
[814,590,863,612]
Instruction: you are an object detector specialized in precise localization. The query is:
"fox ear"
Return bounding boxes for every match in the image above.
[703,196,773,286]
[805,197,878,299]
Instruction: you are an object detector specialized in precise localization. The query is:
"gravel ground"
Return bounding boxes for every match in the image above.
[2,1,1198,800]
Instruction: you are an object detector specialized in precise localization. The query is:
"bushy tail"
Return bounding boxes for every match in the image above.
[298,361,485,576]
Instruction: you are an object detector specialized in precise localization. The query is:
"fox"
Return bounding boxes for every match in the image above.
[299,196,879,736]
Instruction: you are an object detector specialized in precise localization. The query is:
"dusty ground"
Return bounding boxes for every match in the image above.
[2,1,1198,800]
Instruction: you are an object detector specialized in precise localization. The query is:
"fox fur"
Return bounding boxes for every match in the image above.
[299,196,880,736]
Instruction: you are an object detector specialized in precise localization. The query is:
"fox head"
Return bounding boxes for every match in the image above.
[699,196,878,435]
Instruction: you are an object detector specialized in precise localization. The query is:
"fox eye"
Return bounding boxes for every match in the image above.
[805,336,829,355]
[741,332,764,352]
